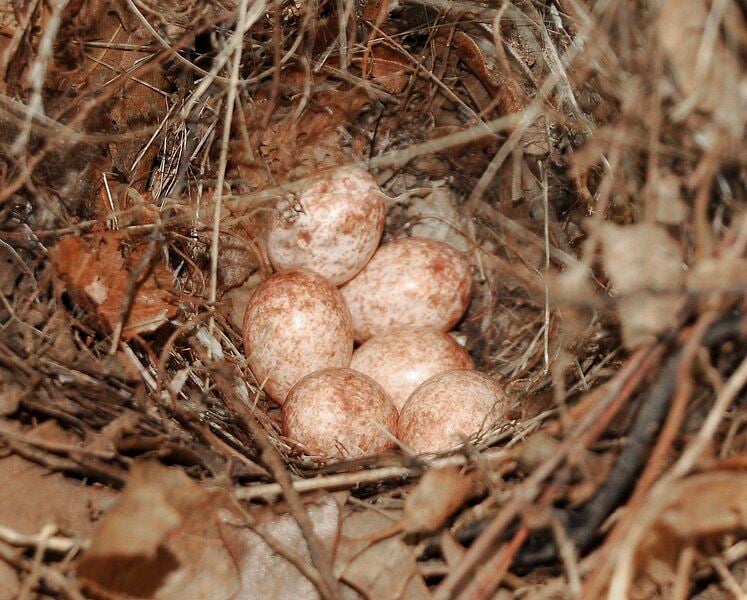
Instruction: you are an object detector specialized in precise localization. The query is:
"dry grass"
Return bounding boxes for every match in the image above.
[0,0,745,597]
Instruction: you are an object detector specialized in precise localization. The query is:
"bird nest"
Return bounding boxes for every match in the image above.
[0,0,746,598]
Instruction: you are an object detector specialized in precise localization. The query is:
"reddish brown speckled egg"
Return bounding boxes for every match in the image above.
[242,270,353,404]
[397,370,511,454]
[350,327,475,410]
[267,167,386,285]
[282,368,398,459]
[340,237,473,342]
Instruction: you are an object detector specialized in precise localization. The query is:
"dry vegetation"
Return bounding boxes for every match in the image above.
[0,0,746,598]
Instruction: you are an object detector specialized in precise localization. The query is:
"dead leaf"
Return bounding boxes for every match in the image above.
[0,421,116,538]
[600,222,684,349]
[654,173,689,225]
[53,232,176,339]
[236,78,370,191]
[656,0,745,139]
[634,472,747,598]
[355,43,411,93]
[0,374,21,416]
[77,461,240,599]
[222,494,343,600]
[396,187,472,252]
[335,508,430,599]
[656,472,747,539]
[687,256,747,295]
[402,467,476,537]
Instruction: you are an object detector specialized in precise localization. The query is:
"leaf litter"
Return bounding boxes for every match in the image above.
[0,0,746,598]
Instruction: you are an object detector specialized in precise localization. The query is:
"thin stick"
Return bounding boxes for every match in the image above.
[235,448,511,500]
[234,401,342,600]
[608,354,747,598]
[433,345,656,599]
[208,0,253,347]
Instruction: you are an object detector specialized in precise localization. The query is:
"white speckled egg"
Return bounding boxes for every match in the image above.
[350,327,475,410]
[242,270,353,404]
[397,370,510,454]
[340,237,473,342]
[267,167,386,285]
[282,368,398,459]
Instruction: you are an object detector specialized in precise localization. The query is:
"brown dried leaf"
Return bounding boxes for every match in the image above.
[236,79,370,190]
[655,472,747,539]
[656,0,746,138]
[402,467,476,537]
[600,223,684,349]
[634,472,747,597]
[222,494,343,600]
[687,256,747,295]
[0,375,21,416]
[53,232,176,339]
[336,508,429,599]
[0,421,116,538]
[355,44,411,93]
[77,461,240,599]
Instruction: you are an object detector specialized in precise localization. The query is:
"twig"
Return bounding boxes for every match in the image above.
[109,229,162,354]
[208,0,256,347]
[18,524,56,600]
[607,353,747,598]
[432,344,658,599]
[230,395,342,600]
[0,524,88,555]
[235,448,511,501]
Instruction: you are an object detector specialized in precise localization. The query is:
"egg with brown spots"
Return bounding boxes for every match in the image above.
[350,327,475,410]
[267,166,386,285]
[340,238,473,342]
[397,370,511,454]
[242,270,353,404]
[282,368,398,459]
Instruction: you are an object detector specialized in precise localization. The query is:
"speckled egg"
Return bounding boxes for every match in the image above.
[350,327,475,410]
[282,368,399,459]
[340,237,473,342]
[267,166,386,285]
[397,370,511,454]
[242,270,354,403]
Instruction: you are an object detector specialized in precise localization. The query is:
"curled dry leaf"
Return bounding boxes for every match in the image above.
[402,466,476,537]
[336,508,429,599]
[397,187,472,253]
[600,222,684,349]
[633,472,747,598]
[53,232,176,339]
[687,256,747,296]
[76,461,240,599]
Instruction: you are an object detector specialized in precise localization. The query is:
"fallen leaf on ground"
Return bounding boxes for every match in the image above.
[336,507,430,599]
[0,421,116,537]
[76,461,240,599]
[600,222,684,349]
[222,493,343,600]
[53,232,176,339]
[355,43,411,93]
[656,0,745,139]
[402,467,476,537]
[634,472,747,598]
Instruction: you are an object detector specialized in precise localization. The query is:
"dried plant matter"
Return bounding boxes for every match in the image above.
[0,0,745,597]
